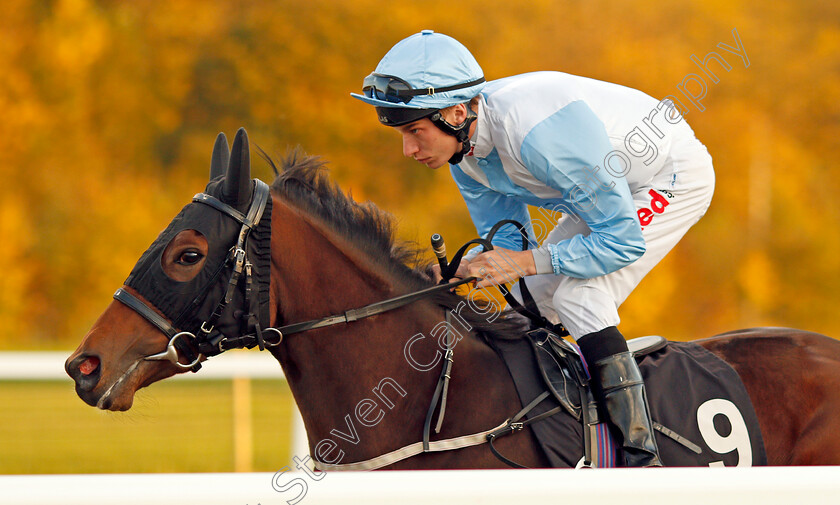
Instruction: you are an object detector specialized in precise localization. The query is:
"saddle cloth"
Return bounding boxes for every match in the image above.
[488,329,767,467]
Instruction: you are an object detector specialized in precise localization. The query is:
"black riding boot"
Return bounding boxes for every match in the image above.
[578,327,663,467]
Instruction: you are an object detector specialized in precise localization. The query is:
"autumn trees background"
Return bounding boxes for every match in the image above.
[1,0,838,348]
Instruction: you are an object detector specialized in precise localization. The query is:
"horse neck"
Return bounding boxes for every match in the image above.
[267,197,397,325]
[265,197,514,465]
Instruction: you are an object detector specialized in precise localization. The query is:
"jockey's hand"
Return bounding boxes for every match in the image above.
[431,259,472,284]
[467,248,537,289]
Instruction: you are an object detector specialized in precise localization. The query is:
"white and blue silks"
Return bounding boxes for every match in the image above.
[454,71,715,338]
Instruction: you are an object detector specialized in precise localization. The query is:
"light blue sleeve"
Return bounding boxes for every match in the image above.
[449,164,536,253]
[520,100,646,278]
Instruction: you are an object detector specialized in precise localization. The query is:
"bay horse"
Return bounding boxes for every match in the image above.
[66,128,840,468]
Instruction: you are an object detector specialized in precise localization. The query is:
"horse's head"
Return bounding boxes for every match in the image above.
[65,128,273,411]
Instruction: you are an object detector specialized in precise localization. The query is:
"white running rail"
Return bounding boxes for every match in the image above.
[1,466,840,505]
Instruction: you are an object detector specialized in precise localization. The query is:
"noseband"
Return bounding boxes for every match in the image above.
[114,179,271,372]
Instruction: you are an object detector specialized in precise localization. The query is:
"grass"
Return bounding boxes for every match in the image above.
[0,379,295,474]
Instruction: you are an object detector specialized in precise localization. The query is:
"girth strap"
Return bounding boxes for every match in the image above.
[485,391,564,468]
[313,419,510,472]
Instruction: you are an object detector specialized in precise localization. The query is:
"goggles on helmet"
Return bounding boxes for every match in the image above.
[362,73,485,105]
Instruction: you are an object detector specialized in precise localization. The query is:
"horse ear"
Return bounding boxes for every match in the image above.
[210,132,230,180]
[223,127,252,206]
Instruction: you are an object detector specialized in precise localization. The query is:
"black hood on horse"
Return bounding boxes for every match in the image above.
[122,129,273,350]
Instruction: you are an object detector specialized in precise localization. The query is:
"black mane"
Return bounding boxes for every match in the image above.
[261,148,527,340]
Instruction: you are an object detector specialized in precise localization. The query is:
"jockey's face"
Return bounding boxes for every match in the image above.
[394,104,467,169]
[395,118,459,169]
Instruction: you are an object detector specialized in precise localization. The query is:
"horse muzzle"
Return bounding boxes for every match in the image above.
[65,353,103,406]
[65,351,148,411]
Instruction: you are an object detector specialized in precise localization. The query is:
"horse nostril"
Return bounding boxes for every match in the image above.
[79,356,100,376]
[67,354,102,392]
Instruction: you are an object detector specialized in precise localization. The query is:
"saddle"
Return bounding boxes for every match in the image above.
[487,327,767,468]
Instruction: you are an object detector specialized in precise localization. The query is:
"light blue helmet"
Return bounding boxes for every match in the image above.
[351,30,486,126]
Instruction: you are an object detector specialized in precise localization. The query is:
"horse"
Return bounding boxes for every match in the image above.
[66,128,840,469]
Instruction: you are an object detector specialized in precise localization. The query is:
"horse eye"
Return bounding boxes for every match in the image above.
[177,250,203,266]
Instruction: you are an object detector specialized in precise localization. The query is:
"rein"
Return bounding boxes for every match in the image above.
[217,276,478,351]
[438,219,568,337]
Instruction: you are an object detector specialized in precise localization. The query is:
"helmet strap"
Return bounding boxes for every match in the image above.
[428,105,478,165]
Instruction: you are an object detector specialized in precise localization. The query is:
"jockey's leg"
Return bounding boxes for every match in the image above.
[578,326,662,467]
[510,140,715,467]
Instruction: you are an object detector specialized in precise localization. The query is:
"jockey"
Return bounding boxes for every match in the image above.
[351,30,715,467]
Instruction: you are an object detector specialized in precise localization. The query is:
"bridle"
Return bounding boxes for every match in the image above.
[114,179,271,372]
[113,178,479,372]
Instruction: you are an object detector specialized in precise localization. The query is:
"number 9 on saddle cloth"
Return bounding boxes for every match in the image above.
[487,328,766,468]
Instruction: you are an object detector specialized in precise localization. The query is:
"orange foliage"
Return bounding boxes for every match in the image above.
[1,0,839,347]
